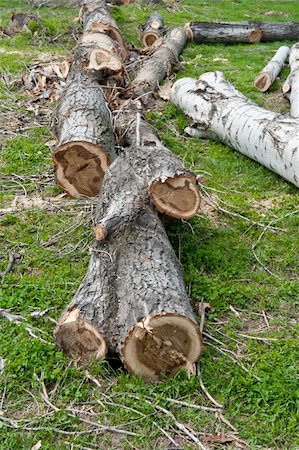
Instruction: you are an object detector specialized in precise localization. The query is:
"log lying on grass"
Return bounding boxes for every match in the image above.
[113,109,201,219]
[140,12,164,47]
[52,70,116,197]
[171,71,299,187]
[254,46,289,92]
[185,21,299,44]
[128,27,187,105]
[53,0,127,197]
[282,43,299,118]
[55,153,203,381]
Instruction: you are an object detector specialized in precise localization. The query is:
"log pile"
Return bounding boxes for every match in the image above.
[50,1,299,382]
[54,0,203,382]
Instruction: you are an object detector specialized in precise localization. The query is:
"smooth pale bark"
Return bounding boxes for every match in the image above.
[56,154,203,381]
[140,13,165,47]
[171,71,299,188]
[283,43,299,118]
[128,27,187,105]
[254,46,289,92]
[186,21,299,44]
[112,109,200,220]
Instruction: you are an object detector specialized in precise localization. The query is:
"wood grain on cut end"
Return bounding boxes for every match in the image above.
[88,23,128,61]
[150,174,200,219]
[254,72,271,91]
[54,308,108,362]
[142,31,160,47]
[53,141,110,197]
[120,314,203,382]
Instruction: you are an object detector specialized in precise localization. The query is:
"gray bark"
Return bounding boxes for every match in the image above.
[55,154,202,381]
[114,109,200,219]
[128,27,187,106]
[186,21,299,44]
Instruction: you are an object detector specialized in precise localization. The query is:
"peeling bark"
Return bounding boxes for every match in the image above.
[186,21,299,44]
[140,13,165,47]
[171,71,299,187]
[254,46,289,92]
[283,43,299,118]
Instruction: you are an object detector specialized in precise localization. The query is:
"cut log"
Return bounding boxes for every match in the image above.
[140,13,164,47]
[282,43,299,118]
[52,69,116,197]
[254,46,289,92]
[53,0,127,197]
[128,27,187,105]
[55,152,203,381]
[185,21,299,44]
[114,109,201,219]
[80,0,128,62]
[171,71,299,188]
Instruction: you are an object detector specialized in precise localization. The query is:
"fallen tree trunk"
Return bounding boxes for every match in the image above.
[185,21,299,44]
[112,109,200,219]
[55,153,203,381]
[171,71,299,188]
[282,43,299,118]
[140,12,164,47]
[52,0,128,197]
[128,27,187,105]
[254,45,289,92]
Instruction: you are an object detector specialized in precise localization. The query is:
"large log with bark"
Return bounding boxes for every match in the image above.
[55,154,203,382]
[283,43,299,118]
[171,71,299,188]
[254,46,289,92]
[111,109,201,220]
[185,21,299,44]
[52,0,127,197]
[128,27,187,105]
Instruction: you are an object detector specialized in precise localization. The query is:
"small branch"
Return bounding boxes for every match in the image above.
[166,398,221,412]
[197,366,224,408]
[0,252,17,279]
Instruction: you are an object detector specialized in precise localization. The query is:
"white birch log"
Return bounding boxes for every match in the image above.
[171,71,299,188]
[254,46,289,92]
[282,43,299,118]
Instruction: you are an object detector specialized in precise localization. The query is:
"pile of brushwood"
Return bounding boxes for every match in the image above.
[44,0,298,382]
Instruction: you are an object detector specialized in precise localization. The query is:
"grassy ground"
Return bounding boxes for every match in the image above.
[0,1,298,449]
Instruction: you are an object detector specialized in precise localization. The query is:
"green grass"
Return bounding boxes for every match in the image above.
[1,1,299,449]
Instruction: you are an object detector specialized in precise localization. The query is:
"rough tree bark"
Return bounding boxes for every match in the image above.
[52,0,128,197]
[140,12,164,47]
[185,21,299,44]
[254,46,289,92]
[171,71,299,187]
[55,153,203,381]
[282,43,299,118]
[112,109,201,220]
[128,27,187,105]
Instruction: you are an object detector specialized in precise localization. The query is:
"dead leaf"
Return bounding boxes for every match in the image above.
[157,80,172,101]
[197,302,211,316]
[204,433,247,448]
[45,139,57,148]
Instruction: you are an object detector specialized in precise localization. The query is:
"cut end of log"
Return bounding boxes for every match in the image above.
[88,22,128,61]
[184,22,193,41]
[54,308,108,362]
[150,174,200,219]
[53,141,110,197]
[141,31,161,47]
[120,314,203,383]
[89,49,123,73]
[254,72,271,92]
[249,29,262,43]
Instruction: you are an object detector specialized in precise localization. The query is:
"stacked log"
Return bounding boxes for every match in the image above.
[54,3,203,382]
